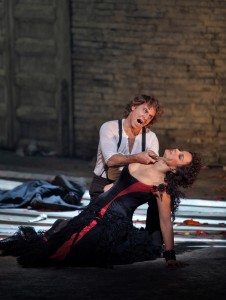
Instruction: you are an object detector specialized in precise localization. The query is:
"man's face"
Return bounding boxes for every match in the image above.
[130,104,156,128]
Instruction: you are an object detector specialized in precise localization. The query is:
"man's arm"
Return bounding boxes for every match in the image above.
[107,151,158,167]
[99,121,158,167]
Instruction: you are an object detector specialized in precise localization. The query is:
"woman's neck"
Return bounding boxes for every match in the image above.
[129,161,167,186]
[144,158,170,185]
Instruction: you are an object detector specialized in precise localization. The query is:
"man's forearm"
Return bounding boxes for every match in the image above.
[107,154,139,167]
[107,151,158,167]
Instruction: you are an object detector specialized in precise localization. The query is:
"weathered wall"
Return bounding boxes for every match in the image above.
[0,0,73,156]
[71,0,226,165]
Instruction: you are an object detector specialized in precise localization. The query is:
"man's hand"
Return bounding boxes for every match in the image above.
[107,151,159,167]
[134,151,159,164]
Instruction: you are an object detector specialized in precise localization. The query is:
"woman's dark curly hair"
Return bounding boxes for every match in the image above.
[165,152,202,220]
[123,95,164,126]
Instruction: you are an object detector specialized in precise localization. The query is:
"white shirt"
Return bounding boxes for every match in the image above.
[93,119,159,178]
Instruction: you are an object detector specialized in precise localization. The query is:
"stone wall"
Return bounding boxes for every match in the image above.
[70,0,226,165]
[0,0,73,156]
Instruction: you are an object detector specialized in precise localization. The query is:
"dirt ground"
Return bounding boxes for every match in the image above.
[0,246,226,300]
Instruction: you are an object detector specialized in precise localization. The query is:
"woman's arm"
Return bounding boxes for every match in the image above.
[103,183,114,193]
[155,192,174,251]
[155,192,185,267]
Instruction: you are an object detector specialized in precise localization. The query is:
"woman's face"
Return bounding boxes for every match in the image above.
[163,149,192,167]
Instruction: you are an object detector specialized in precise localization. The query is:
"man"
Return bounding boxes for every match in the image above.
[89,95,164,243]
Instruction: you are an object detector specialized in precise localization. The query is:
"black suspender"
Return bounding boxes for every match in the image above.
[117,119,146,151]
[117,119,123,151]
[142,126,146,151]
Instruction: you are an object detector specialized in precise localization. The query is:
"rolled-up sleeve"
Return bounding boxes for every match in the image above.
[99,121,119,163]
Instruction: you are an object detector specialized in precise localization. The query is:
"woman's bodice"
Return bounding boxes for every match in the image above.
[92,166,166,220]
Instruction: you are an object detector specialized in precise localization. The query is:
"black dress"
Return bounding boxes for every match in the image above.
[0,166,163,267]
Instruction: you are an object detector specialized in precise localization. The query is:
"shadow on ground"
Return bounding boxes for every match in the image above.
[0,247,226,300]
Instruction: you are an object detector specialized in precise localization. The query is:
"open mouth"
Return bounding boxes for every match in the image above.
[137,118,143,124]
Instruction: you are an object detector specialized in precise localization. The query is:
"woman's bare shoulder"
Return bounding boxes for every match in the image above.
[128,162,141,171]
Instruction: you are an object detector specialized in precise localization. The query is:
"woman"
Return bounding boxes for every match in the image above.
[0,148,202,268]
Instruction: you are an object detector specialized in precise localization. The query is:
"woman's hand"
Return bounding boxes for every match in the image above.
[166,259,188,268]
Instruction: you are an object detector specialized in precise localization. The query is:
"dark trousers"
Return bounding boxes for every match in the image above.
[89,173,113,201]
